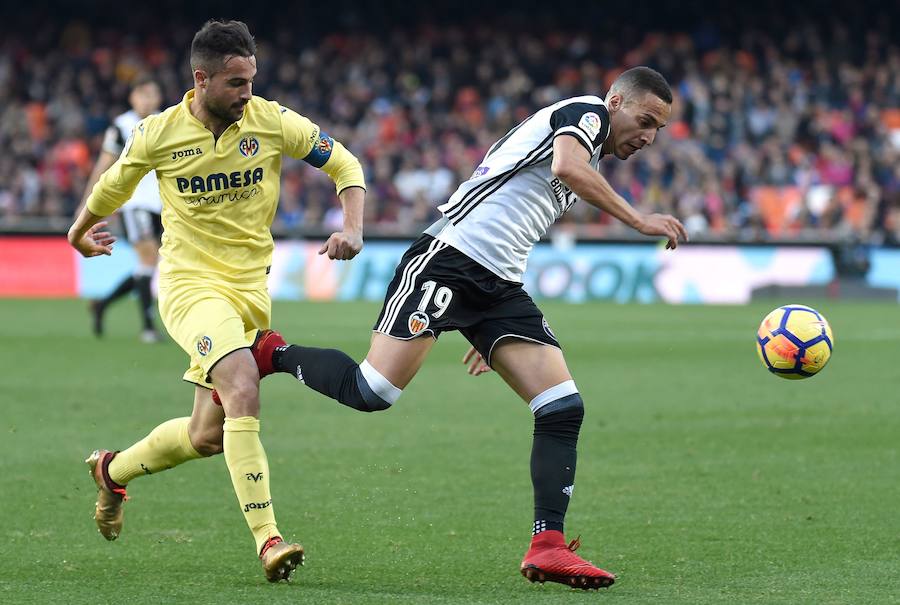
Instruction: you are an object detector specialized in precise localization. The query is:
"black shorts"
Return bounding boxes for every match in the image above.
[120,208,163,244]
[373,234,560,365]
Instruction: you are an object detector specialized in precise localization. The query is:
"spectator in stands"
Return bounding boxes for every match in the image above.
[0,4,898,244]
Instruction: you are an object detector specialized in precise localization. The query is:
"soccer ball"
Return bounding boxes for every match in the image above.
[756,304,834,379]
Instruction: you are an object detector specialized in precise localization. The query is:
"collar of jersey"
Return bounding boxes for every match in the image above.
[181,89,248,134]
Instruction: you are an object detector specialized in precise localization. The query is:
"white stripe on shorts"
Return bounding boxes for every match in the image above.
[377,239,447,334]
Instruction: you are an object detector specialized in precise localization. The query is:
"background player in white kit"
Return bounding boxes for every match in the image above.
[80,75,164,342]
[217,66,689,589]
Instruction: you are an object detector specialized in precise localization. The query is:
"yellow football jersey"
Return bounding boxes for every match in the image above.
[87,90,365,284]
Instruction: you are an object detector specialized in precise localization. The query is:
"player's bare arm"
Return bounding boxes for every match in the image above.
[69,112,152,258]
[68,149,137,257]
[550,135,688,249]
[68,208,116,257]
[73,150,118,220]
[318,185,365,260]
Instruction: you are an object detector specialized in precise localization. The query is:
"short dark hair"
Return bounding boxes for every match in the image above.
[609,66,672,105]
[131,73,161,91]
[190,20,256,74]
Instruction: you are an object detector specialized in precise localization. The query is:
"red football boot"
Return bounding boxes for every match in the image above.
[211,329,287,405]
[520,530,616,589]
[250,329,287,378]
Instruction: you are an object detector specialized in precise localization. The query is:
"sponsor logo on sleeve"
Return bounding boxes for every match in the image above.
[578,112,601,139]
[472,165,490,177]
[302,132,335,168]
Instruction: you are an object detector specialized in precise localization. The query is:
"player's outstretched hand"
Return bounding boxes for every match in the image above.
[69,221,116,257]
[318,231,363,260]
[462,346,492,376]
[636,213,689,249]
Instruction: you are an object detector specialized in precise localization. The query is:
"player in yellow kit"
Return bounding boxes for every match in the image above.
[67,20,366,582]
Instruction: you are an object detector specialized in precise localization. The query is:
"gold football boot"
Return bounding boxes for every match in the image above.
[259,537,305,582]
[85,450,127,540]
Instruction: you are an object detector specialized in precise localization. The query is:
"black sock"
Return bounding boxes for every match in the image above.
[134,275,154,331]
[274,345,390,412]
[531,403,583,535]
[101,275,135,308]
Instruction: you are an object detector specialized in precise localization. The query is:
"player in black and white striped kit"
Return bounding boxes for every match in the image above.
[81,76,163,342]
[254,67,688,589]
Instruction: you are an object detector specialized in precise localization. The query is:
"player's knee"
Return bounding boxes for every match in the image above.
[189,427,224,457]
[530,381,584,420]
[347,361,402,412]
[215,376,260,415]
[194,439,224,457]
[531,388,584,441]
[355,396,392,412]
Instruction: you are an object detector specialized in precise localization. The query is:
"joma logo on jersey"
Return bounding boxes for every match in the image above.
[176,168,264,194]
[171,147,203,160]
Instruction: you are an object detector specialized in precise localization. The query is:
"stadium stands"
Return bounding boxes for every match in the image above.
[0,2,897,243]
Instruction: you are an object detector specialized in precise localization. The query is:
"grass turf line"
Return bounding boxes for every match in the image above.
[0,299,897,604]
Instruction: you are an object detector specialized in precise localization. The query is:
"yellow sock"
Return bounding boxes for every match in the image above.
[223,416,280,555]
[108,417,202,485]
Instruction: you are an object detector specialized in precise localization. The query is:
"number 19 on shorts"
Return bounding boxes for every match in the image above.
[418,281,453,318]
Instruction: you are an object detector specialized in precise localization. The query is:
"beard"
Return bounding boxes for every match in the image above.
[206,97,244,124]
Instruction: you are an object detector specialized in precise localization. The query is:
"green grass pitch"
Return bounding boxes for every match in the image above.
[0,298,898,604]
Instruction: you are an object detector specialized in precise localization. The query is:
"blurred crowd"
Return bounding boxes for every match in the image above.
[1,3,899,243]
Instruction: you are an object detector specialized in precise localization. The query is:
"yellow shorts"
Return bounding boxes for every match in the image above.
[158,277,271,387]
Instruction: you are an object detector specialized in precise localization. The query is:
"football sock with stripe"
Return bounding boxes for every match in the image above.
[223,416,280,555]
[273,345,400,412]
[108,417,202,485]
[530,383,584,535]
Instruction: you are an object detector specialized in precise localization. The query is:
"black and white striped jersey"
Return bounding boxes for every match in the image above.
[101,110,162,213]
[428,95,610,282]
